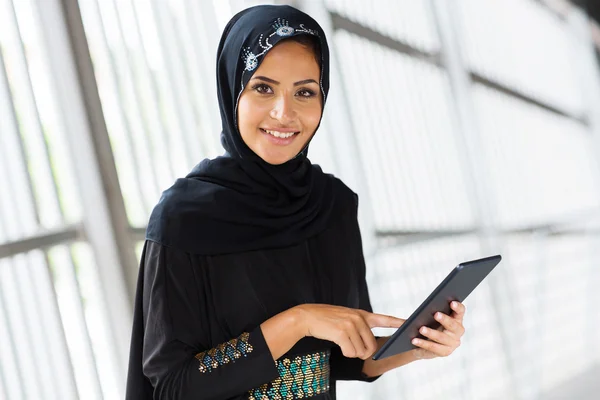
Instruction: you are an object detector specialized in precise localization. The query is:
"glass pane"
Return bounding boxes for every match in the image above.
[502,234,596,398]
[473,84,600,230]
[457,0,584,117]
[0,251,78,399]
[335,30,476,232]
[79,0,226,227]
[0,0,115,398]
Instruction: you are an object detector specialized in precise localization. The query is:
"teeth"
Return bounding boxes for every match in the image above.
[264,129,296,139]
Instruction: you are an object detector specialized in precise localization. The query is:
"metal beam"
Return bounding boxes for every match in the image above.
[430,0,518,396]
[376,228,476,239]
[35,0,139,386]
[0,226,82,260]
[55,0,139,302]
[375,229,477,249]
[566,6,600,359]
[470,72,588,125]
[374,226,600,250]
[131,226,146,243]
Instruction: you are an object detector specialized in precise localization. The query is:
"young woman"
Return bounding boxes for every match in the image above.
[126,5,466,400]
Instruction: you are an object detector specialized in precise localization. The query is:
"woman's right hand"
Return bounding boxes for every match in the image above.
[294,304,405,360]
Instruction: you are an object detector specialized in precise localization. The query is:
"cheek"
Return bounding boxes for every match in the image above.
[237,97,264,135]
[303,104,323,131]
[237,97,252,127]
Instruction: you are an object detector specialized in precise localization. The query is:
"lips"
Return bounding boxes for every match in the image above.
[259,128,299,145]
[260,128,299,138]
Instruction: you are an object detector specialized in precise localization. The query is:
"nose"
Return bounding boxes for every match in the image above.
[270,94,296,124]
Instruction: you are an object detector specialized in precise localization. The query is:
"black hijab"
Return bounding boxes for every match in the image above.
[145,4,353,255]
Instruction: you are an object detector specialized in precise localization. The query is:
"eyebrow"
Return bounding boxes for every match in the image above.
[251,76,318,86]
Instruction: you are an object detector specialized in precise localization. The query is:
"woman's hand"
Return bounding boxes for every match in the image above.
[411,301,466,360]
[295,304,405,360]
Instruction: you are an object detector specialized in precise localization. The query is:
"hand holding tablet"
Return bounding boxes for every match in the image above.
[410,299,467,360]
[372,255,502,360]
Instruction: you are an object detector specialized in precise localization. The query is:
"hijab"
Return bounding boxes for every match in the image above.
[145,4,354,255]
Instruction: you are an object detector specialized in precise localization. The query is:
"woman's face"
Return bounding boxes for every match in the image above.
[237,40,322,165]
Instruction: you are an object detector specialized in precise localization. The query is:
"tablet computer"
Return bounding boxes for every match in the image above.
[372,254,502,360]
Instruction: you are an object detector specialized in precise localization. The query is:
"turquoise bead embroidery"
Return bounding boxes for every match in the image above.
[248,350,331,399]
[195,332,253,374]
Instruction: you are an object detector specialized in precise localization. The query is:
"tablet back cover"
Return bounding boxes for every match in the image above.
[372,255,501,360]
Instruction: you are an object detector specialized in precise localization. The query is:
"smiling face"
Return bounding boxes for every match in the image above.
[236,39,322,165]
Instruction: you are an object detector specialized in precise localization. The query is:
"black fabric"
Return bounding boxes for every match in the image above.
[126,200,381,400]
[145,4,339,256]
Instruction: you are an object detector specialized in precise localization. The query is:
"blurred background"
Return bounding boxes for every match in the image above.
[1,0,600,399]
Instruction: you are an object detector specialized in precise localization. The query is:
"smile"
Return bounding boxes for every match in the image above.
[260,128,299,138]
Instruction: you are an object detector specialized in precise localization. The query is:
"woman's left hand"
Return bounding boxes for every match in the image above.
[410,301,466,360]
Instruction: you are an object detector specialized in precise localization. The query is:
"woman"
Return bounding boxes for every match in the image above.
[126,4,466,400]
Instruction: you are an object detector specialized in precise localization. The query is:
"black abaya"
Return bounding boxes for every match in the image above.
[126,194,381,399]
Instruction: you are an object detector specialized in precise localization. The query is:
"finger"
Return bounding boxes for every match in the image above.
[434,312,465,337]
[356,320,378,358]
[336,332,359,359]
[419,326,460,347]
[412,337,454,357]
[363,311,405,329]
[450,301,466,322]
[345,322,369,359]
[343,316,367,359]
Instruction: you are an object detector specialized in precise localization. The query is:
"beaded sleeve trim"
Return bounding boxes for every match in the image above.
[248,350,331,399]
[195,332,254,374]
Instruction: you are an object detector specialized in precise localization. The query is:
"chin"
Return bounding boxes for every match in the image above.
[254,145,299,165]
[260,153,295,165]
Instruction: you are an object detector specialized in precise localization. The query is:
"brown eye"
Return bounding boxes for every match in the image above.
[252,83,273,94]
[297,89,316,98]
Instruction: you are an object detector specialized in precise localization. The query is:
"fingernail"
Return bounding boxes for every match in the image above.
[420,327,427,334]
[452,301,458,308]
[412,339,419,345]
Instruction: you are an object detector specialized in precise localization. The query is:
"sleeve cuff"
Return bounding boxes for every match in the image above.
[243,325,280,383]
[332,356,382,382]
